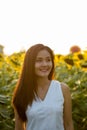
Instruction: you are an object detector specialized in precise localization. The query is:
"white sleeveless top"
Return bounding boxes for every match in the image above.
[26,80,64,130]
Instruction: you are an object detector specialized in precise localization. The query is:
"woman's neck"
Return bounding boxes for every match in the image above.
[36,78,51,89]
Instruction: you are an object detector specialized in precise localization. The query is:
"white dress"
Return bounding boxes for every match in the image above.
[26,80,64,130]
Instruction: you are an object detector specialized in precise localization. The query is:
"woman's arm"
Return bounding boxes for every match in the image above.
[61,82,74,130]
[14,110,26,130]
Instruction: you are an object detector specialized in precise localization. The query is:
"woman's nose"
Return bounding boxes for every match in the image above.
[42,61,47,66]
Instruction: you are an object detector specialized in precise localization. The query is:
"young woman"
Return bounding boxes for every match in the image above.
[12,43,74,130]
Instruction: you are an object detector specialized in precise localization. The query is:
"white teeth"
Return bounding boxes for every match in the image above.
[40,69,48,72]
[41,70,47,71]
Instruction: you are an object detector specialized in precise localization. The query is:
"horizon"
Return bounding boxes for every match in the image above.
[0,42,87,55]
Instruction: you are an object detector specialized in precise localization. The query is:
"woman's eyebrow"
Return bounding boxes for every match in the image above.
[36,56,51,59]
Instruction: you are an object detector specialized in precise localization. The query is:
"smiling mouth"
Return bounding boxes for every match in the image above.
[39,68,50,72]
[40,70,48,72]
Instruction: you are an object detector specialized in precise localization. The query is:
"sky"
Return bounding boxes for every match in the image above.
[0,0,87,55]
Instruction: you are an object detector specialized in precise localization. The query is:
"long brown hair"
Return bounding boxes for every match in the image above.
[12,43,54,121]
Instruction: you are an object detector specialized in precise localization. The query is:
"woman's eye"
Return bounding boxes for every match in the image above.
[46,58,51,62]
[36,58,51,62]
[36,59,42,62]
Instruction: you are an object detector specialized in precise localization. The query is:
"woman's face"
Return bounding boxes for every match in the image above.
[35,49,53,78]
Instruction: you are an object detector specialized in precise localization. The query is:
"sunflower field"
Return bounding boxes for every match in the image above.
[0,50,87,130]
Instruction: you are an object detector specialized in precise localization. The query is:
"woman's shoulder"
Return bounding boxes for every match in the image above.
[52,80,67,87]
[60,82,71,97]
[60,82,70,91]
[51,79,60,84]
[52,80,70,94]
